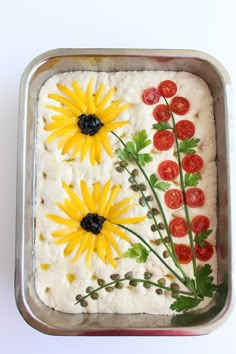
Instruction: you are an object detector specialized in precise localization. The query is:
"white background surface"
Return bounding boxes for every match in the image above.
[1,0,235,353]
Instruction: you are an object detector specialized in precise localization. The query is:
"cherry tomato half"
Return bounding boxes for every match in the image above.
[182,154,203,173]
[195,241,214,262]
[153,104,171,122]
[153,130,175,151]
[142,87,160,105]
[158,160,179,181]
[175,244,192,264]
[186,188,205,208]
[191,215,210,234]
[164,189,184,209]
[169,217,188,237]
[157,80,177,98]
[170,96,190,115]
[176,120,195,140]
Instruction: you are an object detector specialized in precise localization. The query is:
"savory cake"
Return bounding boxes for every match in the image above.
[35,71,217,314]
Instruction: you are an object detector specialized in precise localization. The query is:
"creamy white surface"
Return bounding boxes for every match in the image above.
[35,71,217,314]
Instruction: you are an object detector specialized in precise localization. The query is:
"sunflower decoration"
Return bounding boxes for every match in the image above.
[47,180,145,268]
[44,77,130,165]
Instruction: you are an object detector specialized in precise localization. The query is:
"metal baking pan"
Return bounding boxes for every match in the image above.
[15,49,232,335]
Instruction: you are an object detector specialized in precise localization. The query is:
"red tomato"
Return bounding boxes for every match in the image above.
[158,160,179,181]
[195,241,214,261]
[170,97,190,115]
[176,120,195,140]
[142,87,160,105]
[186,188,205,208]
[191,215,210,234]
[157,80,177,98]
[153,104,171,122]
[153,130,175,151]
[169,217,188,237]
[175,244,192,264]
[182,154,203,173]
[164,189,184,209]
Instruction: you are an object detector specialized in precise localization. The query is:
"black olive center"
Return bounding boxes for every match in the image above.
[80,213,106,235]
[78,114,104,136]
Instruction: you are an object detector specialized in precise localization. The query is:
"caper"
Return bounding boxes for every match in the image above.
[139,197,146,207]
[115,282,124,289]
[110,273,120,280]
[130,184,139,191]
[171,283,180,291]
[144,272,152,280]
[158,278,166,286]
[164,236,170,243]
[80,300,88,307]
[91,293,99,300]
[146,195,153,202]
[97,279,105,286]
[131,169,138,177]
[155,239,162,246]
[143,282,151,289]
[129,280,137,287]
[171,292,180,299]
[139,183,147,191]
[163,250,170,258]
[147,211,153,219]
[151,224,158,232]
[120,160,128,168]
[152,208,159,215]
[75,294,83,302]
[156,289,163,295]
[86,286,94,293]
[158,222,165,230]
[128,176,135,183]
[105,286,114,292]
[125,271,133,278]
[115,166,124,173]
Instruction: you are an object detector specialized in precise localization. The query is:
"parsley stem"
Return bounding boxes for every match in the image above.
[75,277,193,305]
[118,224,186,285]
[163,97,197,277]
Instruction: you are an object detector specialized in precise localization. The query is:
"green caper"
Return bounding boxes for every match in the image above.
[139,183,147,191]
[80,300,88,307]
[75,294,82,302]
[156,289,163,295]
[139,197,146,207]
[110,273,120,280]
[131,169,139,177]
[128,176,135,183]
[130,184,139,191]
[164,236,170,243]
[115,282,124,289]
[125,271,133,278]
[115,166,124,173]
[129,280,137,287]
[143,282,151,289]
[151,224,158,232]
[91,293,99,300]
[158,278,166,286]
[171,283,180,291]
[155,239,162,246]
[147,211,153,219]
[171,292,180,299]
[86,286,94,293]
[163,250,170,258]
[97,279,105,286]
[144,272,152,280]
[120,160,128,168]
[152,208,159,215]
[105,286,114,292]
[158,222,165,230]
[146,195,153,202]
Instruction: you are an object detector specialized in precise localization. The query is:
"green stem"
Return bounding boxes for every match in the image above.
[118,224,187,285]
[163,97,197,277]
[75,277,193,305]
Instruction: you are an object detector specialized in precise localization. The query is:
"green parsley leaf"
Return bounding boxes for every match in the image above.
[196,264,217,298]
[115,148,132,161]
[178,138,200,154]
[149,173,170,191]
[170,296,203,313]
[150,173,158,187]
[125,141,136,154]
[195,230,212,247]
[185,278,196,293]
[138,153,153,166]
[152,122,172,130]
[184,173,201,187]
[133,130,151,152]
[123,243,149,263]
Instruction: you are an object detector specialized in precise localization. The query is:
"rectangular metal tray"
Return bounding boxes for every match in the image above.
[15,49,232,335]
